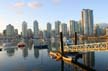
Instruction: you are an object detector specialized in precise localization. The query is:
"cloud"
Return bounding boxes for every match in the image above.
[10,1,42,15]
[52,0,61,5]
[13,2,26,8]
[28,2,42,9]
[12,1,42,9]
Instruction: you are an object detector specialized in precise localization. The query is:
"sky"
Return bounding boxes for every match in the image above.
[0,0,108,33]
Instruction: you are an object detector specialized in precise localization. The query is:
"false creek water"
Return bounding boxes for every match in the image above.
[0,38,108,71]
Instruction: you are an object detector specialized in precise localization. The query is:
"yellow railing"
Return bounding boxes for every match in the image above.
[62,42,108,52]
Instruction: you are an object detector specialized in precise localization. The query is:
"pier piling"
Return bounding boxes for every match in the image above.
[75,32,77,45]
[60,32,64,56]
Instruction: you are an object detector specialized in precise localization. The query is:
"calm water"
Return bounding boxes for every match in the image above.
[0,39,108,71]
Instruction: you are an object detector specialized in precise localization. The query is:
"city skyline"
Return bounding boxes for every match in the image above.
[0,0,108,33]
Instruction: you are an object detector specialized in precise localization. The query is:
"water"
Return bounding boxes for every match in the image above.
[0,39,108,71]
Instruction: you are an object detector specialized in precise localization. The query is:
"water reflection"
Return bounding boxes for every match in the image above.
[5,48,15,57]
[59,52,95,71]
[83,52,95,68]
[47,39,52,52]
[34,48,39,58]
[0,41,3,46]
[49,38,60,51]
[0,38,108,71]
[22,39,33,58]
[24,39,33,50]
[73,52,95,71]
[49,38,96,71]
[33,39,39,46]
[22,47,28,58]
[61,59,64,71]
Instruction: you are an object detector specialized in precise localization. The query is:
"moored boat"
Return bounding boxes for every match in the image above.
[17,41,26,47]
[34,39,48,49]
[65,39,73,45]
[34,45,48,49]
[3,42,14,47]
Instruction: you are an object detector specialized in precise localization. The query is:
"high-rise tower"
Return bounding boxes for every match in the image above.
[69,20,78,36]
[22,21,28,37]
[55,21,61,37]
[61,23,67,37]
[81,9,94,36]
[33,20,39,38]
[6,24,15,37]
[47,22,51,38]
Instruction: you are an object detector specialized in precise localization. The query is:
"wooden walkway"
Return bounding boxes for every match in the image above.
[49,51,95,71]
[61,42,108,52]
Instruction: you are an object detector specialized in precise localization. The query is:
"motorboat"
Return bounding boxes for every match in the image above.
[34,45,48,49]
[34,39,48,49]
[65,39,73,45]
[17,41,26,47]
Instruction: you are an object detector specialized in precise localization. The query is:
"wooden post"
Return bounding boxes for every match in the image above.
[75,32,77,45]
[0,48,2,51]
[60,32,64,56]
[61,59,64,71]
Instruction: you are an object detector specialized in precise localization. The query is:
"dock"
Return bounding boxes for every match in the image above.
[60,42,108,52]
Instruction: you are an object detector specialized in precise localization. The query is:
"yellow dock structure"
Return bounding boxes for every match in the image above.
[61,42,108,52]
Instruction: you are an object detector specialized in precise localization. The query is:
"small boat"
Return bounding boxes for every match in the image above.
[65,39,73,45]
[17,41,26,47]
[34,39,48,49]
[34,45,48,49]
[3,42,14,47]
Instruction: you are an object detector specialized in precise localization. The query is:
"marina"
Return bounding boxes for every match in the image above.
[0,38,107,71]
[0,0,108,70]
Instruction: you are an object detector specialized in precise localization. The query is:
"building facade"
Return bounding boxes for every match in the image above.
[6,24,15,37]
[47,22,51,38]
[81,9,94,36]
[106,28,108,35]
[69,20,78,36]
[55,21,61,37]
[27,29,33,38]
[94,24,101,36]
[33,20,39,38]
[14,29,18,36]
[22,21,28,38]
[61,23,67,37]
